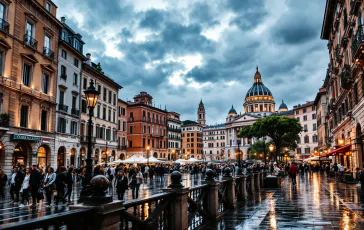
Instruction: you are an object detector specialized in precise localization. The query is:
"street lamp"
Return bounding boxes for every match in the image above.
[80,79,100,198]
[172,149,175,161]
[263,137,267,167]
[269,144,275,163]
[146,146,150,166]
[104,141,109,168]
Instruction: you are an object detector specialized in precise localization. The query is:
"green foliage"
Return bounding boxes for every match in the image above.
[238,116,302,161]
[0,113,9,121]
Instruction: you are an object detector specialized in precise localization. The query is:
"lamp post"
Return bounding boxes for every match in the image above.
[237,139,241,169]
[263,137,267,167]
[104,141,109,168]
[172,149,175,161]
[269,144,275,163]
[80,79,100,198]
[146,146,150,166]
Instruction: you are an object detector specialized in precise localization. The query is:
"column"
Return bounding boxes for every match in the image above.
[202,170,220,220]
[222,167,236,208]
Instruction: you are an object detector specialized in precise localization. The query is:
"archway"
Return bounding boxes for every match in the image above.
[228,149,231,160]
[120,154,125,160]
[356,123,363,168]
[37,145,49,168]
[153,152,158,158]
[159,153,163,158]
[70,148,76,166]
[13,142,31,168]
[57,147,66,167]
[163,153,166,158]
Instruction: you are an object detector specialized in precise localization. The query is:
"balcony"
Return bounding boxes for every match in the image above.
[340,64,353,90]
[0,18,10,34]
[335,44,343,63]
[117,145,127,150]
[24,34,37,50]
[350,0,361,15]
[352,25,364,63]
[71,108,80,116]
[43,47,54,60]
[60,74,67,81]
[168,127,182,133]
[58,104,68,113]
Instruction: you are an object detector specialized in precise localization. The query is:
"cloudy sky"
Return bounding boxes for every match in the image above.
[53,0,328,124]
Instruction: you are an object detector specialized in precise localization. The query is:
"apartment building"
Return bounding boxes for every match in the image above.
[80,54,122,165]
[314,87,329,155]
[181,121,203,160]
[54,17,86,168]
[126,92,168,159]
[117,99,127,160]
[203,124,226,161]
[0,0,62,174]
[167,111,182,160]
[293,101,318,159]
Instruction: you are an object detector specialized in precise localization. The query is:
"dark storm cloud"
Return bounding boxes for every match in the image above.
[53,0,328,123]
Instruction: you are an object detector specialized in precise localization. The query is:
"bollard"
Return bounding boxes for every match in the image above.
[248,173,255,195]
[202,169,220,220]
[239,175,247,200]
[222,167,236,209]
[162,171,189,230]
[255,173,260,191]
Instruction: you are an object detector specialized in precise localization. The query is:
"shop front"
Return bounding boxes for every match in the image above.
[58,146,66,167]
[323,144,352,169]
[70,148,76,166]
[37,145,49,168]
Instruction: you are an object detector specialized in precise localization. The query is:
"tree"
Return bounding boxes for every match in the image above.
[238,116,302,162]
[248,140,269,159]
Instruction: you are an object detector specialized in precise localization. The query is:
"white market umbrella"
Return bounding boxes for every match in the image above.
[175,159,187,163]
[303,156,320,162]
[123,155,141,163]
[112,159,124,164]
[139,155,146,160]
[187,158,202,162]
[140,156,162,164]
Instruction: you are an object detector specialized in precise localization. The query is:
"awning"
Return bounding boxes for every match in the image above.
[321,144,351,157]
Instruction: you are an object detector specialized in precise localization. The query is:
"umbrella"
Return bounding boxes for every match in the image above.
[175,159,187,163]
[187,158,202,162]
[112,159,124,163]
[123,155,141,163]
[140,156,162,164]
[139,155,146,160]
[303,156,320,162]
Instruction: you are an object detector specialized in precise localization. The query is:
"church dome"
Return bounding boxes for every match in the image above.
[245,66,272,99]
[228,105,237,114]
[279,100,288,109]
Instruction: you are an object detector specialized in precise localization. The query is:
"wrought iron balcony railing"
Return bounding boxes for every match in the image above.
[71,108,79,116]
[43,47,54,60]
[58,104,68,113]
[0,18,10,34]
[340,64,353,90]
[60,74,67,81]
[351,25,364,62]
[24,34,38,49]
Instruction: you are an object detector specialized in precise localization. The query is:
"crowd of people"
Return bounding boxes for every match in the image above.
[2,160,364,208]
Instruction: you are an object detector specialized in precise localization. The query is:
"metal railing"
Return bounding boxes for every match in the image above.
[71,108,80,116]
[0,18,10,33]
[23,34,37,49]
[352,25,364,59]
[168,127,182,133]
[43,47,54,59]
[188,184,209,230]
[1,208,93,230]
[58,104,68,113]
[120,192,173,229]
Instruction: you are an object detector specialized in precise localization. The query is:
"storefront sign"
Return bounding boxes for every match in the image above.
[11,134,41,141]
[319,157,331,161]
[42,138,51,143]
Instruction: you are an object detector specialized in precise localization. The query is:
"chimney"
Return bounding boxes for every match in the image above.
[85,53,91,65]
[61,17,66,23]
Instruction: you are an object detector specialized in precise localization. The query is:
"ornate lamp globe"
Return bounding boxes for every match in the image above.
[84,79,100,108]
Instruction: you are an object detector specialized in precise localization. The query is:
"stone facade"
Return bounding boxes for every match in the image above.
[203,124,226,161]
[167,111,182,160]
[181,121,203,160]
[117,99,127,160]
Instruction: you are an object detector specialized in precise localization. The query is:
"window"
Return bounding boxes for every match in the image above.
[42,73,49,94]
[303,115,307,121]
[45,1,51,12]
[123,121,126,131]
[303,108,307,113]
[0,51,4,76]
[108,108,111,121]
[73,73,78,85]
[103,107,106,119]
[70,121,78,135]
[118,120,120,130]
[297,137,301,144]
[304,136,309,143]
[41,110,47,131]
[304,124,308,131]
[297,117,300,122]
[57,117,66,133]
[358,10,363,26]
[129,141,133,148]
[313,123,317,131]
[22,63,32,87]
[0,3,5,22]
[72,95,77,110]
[297,148,301,154]
[81,99,87,113]
[113,111,115,123]
[44,35,51,56]
[83,78,87,90]
[313,135,318,143]
[295,110,299,115]
[312,114,316,119]
[108,90,112,104]
[74,58,79,67]
[98,85,101,93]
[304,147,310,154]
[106,129,111,140]
[97,104,100,118]
[103,88,107,101]
[59,90,64,105]
[129,126,133,134]
[113,94,116,106]
[60,65,66,80]
[25,21,34,38]
[61,49,67,59]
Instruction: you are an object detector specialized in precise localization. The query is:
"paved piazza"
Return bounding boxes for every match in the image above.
[2,173,364,229]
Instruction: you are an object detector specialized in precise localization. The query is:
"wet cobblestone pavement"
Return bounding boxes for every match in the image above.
[2,172,364,229]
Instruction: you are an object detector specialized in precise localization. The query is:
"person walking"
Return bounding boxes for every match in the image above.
[29,165,41,208]
[64,167,74,203]
[289,163,299,185]
[55,166,67,206]
[0,169,7,202]
[9,166,24,205]
[115,170,128,200]
[19,167,31,208]
[130,168,143,199]
[44,167,56,207]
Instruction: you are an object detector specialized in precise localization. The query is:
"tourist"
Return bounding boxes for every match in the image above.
[129,168,143,199]
[64,167,74,202]
[19,167,31,208]
[29,165,41,209]
[9,166,24,205]
[289,163,298,185]
[115,170,128,200]
[55,166,67,206]
[144,165,149,181]
[44,167,56,207]
[0,168,7,202]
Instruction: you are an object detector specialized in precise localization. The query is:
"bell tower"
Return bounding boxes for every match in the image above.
[197,99,206,126]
